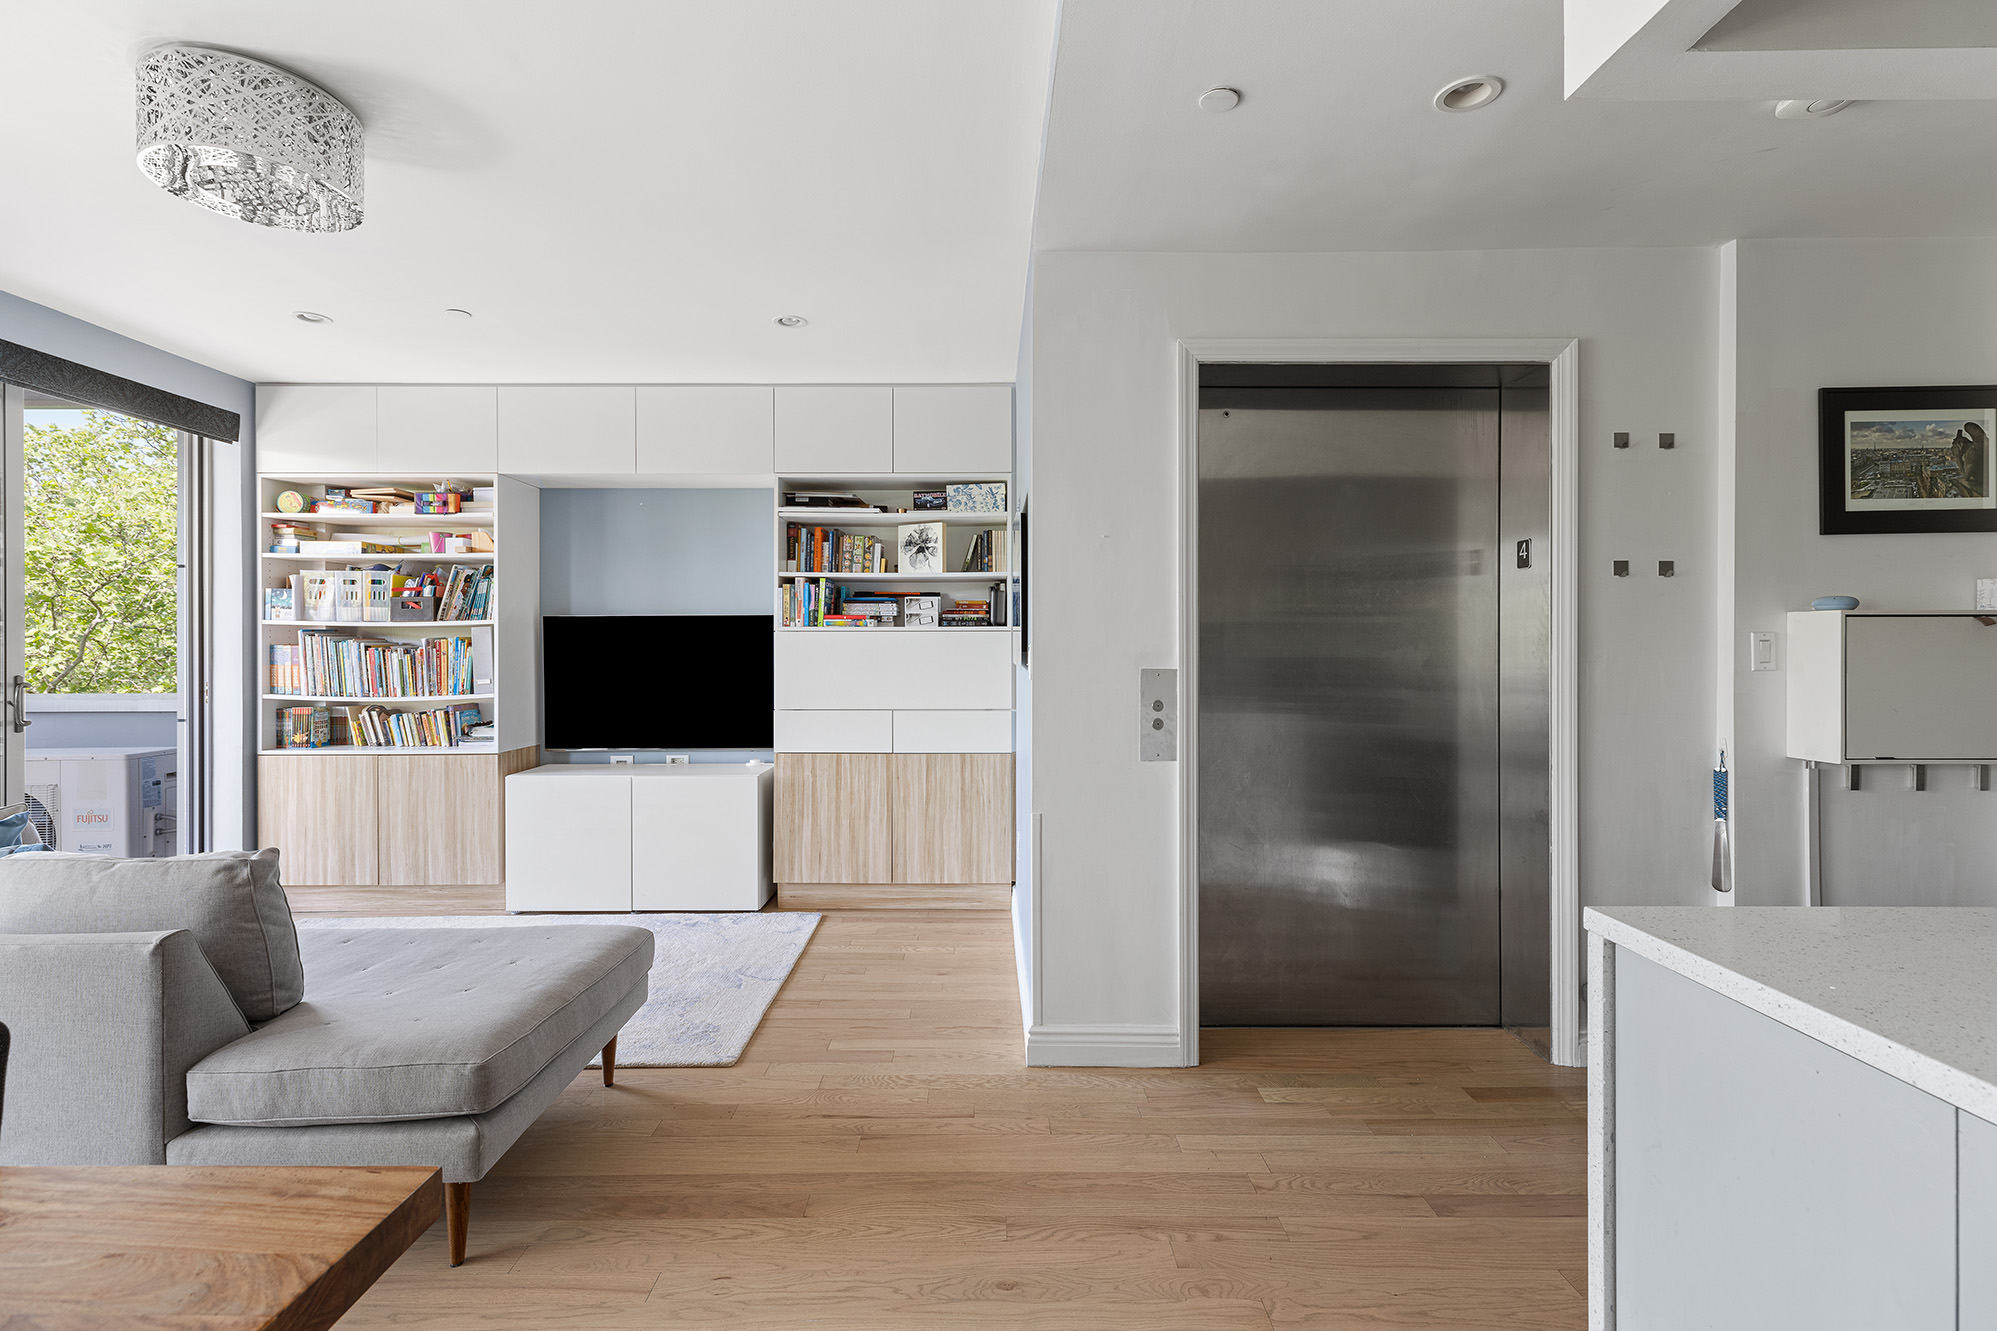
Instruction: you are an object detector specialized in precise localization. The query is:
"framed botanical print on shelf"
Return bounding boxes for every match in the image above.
[1820,385,1997,534]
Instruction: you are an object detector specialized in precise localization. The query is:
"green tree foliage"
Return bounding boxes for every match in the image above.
[24,410,177,693]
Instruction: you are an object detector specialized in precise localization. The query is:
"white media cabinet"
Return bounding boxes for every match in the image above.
[504,764,774,912]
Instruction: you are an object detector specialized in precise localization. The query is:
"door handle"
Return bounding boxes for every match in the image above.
[8,675,30,734]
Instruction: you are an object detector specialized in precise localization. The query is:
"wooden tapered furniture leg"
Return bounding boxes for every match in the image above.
[444,1182,470,1267]
[601,1035,618,1087]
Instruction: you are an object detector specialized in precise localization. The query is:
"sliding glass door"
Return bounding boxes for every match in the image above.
[1,383,22,803]
[0,381,205,853]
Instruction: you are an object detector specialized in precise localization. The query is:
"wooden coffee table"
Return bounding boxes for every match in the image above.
[0,1164,441,1330]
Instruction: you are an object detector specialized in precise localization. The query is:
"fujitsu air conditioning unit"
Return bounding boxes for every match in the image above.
[21,746,177,857]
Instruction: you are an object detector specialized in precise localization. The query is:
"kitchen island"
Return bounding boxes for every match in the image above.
[1585,906,1997,1331]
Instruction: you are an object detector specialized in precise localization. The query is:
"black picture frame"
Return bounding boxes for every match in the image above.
[1819,385,1997,534]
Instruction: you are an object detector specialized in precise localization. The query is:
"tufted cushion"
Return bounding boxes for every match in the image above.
[184,924,653,1127]
[0,848,301,1022]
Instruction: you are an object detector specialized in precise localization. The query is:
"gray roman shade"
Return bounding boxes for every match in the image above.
[0,338,241,441]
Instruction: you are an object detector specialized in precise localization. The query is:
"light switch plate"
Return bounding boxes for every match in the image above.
[1140,668,1177,762]
[1749,631,1776,672]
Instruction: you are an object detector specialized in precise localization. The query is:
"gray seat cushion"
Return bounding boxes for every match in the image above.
[0,849,301,1022]
[184,924,653,1127]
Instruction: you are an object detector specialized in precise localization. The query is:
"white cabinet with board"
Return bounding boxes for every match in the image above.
[497,386,637,474]
[378,386,497,472]
[636,385,774,474]
[774,386,893,473]
[256,385,379,471]
[891,386,1012,473]
[505,764,774,912]
[1787,610,1997,762]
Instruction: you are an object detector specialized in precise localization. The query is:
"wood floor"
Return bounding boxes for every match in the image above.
[324,906,1587,1330]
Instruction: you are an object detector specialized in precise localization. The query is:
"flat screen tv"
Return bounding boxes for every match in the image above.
[542,615,773,750]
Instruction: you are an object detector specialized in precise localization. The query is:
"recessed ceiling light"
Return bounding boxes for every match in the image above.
[1775,99,1853,119]
[292,310,332,323]
[1198,87,1241,114]
[1434,76,1505,113]
[774,315,808,328]
[444,308,473,319]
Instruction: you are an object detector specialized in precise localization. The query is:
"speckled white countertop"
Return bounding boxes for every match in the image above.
[1585,906,1997,1123]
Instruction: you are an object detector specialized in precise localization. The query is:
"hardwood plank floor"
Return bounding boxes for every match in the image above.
[332,908,1587,1329]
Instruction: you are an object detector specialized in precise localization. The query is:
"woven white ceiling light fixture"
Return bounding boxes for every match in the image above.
[135,44,363,233]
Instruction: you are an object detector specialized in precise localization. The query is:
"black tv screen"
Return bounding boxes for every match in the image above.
[543,615,773,749]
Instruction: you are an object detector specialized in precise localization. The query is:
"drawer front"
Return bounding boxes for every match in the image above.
[775,709,892,753]
[893,709,1012,753]
[775,632,1013,711]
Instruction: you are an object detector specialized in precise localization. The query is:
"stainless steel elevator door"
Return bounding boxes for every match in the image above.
[1197,385,1507,1027]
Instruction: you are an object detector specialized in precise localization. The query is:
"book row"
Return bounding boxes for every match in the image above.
[277,701,488,749]
[270,632,478,699]
[782,581,1009,628]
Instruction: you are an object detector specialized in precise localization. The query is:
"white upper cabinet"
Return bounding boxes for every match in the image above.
[377,386,497,473]
[892,386,1012,474]
[497,386,636,474]
[256,385,378,472]
[636,386,774,474]
[774,386,892,474]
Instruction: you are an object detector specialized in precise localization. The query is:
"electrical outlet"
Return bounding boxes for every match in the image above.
[608,754,635,765]
[664,754,691,765]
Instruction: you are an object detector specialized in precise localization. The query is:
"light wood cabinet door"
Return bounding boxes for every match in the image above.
[774,753,891,884]
[258,755,378,886]
[892,753,1012,884]
[376,754,501,886]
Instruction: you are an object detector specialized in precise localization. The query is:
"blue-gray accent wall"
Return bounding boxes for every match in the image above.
[539,487,775,765]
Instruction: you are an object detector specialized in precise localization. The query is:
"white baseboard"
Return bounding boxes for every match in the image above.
[1024,1023,1185,1067]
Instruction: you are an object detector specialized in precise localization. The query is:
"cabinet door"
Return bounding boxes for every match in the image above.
[891,386,1011,474]
[504,773,632,911]
[636,386,774,474]
[1965,1111,1997,1330]
[1614,950,1955,1331]
[257,755,378,885]
[1846,615,1997,760]
[892,753,1013,884]
[257,385,378,472]
[775,631,1013,711]
[378,386,498,472]
[376,754,500,886]
[497,386,636,474]
[774,753,891,884]
[774,387,892,473]
[632,772,769,910]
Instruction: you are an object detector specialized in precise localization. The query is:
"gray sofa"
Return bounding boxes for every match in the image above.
[0,848,652,1265]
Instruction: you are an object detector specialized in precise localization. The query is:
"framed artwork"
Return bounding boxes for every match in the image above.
[897,521,944,574]
[1820,386,1997,534]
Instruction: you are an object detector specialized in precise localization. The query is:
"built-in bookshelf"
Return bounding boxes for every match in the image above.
[774,475,1015,632]
[255,472,539,755]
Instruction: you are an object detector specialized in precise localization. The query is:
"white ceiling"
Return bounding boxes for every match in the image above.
[0,1,1056,383]
[1034,0,1997,252]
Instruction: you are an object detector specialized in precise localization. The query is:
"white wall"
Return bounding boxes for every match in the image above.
[1026,248,1720,1060]
[1726,238,1997,906]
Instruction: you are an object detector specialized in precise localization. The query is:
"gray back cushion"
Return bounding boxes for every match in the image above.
[0,849,302,1022]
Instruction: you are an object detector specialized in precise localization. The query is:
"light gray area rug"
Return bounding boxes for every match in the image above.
[297,911,820,1067]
